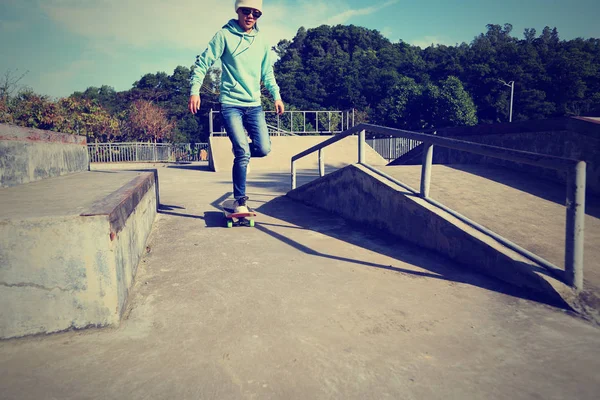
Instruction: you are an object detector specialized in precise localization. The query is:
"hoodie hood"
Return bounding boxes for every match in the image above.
[224,19,259,36]
[224,19,258,57]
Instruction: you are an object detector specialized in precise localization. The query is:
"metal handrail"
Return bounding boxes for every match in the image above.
[291,125,364,162]
[290,123,586,290]
[267,124,297,136]
[210,108,354,136]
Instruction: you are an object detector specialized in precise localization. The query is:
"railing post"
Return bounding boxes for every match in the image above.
[358,129,366,163]
[291,160,297,190]
[109,143,113,163]
[420,141,434,198]
[209,108,214,136]
[303,111,306,134]
[319,149,325,177]
[565,160,586,290]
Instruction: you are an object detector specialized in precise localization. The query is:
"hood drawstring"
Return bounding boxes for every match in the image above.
[231,36,244,57]
[225,19,258,57]
[234,35,256,57]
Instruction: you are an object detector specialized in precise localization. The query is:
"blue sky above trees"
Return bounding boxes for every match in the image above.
[1,0,598,99]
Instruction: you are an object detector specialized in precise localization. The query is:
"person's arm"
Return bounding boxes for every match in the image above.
[189,31,225,114]
[261,46,285,115]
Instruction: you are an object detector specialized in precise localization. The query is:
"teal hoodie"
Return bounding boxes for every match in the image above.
[190,19,280,106]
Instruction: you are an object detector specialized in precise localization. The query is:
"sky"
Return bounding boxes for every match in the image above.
[1,0,598,99]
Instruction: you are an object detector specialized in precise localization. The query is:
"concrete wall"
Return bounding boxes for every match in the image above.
[0,178,157,339]
[108,179,157,314]
[0,123,89,187]
[209,135,387,172]
[288,164,570,300]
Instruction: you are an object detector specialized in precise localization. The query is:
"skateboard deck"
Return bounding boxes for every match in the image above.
[220,199,257,228]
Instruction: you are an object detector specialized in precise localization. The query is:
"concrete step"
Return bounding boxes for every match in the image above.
[0,170,158,338]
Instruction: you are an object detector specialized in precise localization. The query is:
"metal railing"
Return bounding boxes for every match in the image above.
[367,136,422,161]
[88,142,210,163]
[266,124,298,136]
[209,109,355,136]
[290,123,587,291]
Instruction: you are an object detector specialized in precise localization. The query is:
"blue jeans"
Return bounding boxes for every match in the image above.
[221,104,271,199]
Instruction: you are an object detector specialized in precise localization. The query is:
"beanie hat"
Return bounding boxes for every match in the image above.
[235,0,263,12]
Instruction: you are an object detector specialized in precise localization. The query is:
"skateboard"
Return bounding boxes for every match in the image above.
[220,199,257,228]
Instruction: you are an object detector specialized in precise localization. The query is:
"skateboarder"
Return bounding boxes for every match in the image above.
[189,0,285,213]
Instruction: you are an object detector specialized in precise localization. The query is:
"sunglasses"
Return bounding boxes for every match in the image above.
[239,7,262,19]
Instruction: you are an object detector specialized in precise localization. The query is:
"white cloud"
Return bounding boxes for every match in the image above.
[410,36,455,48]
[38,0,399,51]
[31,0,400,96]
[39,0,233,50]
[325,0,398,26]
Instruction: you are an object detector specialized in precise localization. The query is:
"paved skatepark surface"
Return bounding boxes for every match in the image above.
[1,162,599,399]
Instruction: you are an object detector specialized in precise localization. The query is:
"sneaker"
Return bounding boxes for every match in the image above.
[233,196,249,213]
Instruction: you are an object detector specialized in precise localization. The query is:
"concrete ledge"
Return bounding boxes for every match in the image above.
[287,164,575,303]
[82,173,156,237]
[209,135,387,172]
[0,123,89,187]
[0,171,157,339]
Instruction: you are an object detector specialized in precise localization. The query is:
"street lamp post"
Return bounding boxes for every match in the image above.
[499,79,515,122]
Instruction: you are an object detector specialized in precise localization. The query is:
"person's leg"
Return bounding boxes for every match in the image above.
[244,106,271,158]
[221,104,250,201]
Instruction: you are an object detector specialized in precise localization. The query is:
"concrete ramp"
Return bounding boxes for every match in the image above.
[209,135,387,172]
[287,163,576,304]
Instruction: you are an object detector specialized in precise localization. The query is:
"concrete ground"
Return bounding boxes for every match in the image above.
[1,162,599,400]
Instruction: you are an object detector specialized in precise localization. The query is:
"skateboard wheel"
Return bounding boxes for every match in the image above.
[249,219,255,227]
[226,220,233,228]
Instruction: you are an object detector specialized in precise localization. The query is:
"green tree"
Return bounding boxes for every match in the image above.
[54,97,121,140]
[9,89,57,130]
[435,76,478,127]
[374,76,422,129]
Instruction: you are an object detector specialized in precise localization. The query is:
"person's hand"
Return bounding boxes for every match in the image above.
[274,99,285,115]
[189,95,201,114]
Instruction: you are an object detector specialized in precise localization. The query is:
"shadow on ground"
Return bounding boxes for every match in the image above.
[158,192,256,228]
[157,166,579,314]
[218,170,335,193]
[166,163,212,171]
[255,194,574,313]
